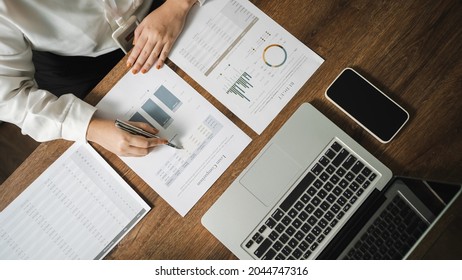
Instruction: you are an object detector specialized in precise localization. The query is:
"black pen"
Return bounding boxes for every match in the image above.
[115,119,182,149]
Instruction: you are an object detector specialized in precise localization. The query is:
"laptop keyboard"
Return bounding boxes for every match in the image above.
[242,140,379,259]
[343,194,429,260]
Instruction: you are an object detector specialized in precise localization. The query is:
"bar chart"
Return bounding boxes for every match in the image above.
[226,72,253,101]
[129,85,182,130]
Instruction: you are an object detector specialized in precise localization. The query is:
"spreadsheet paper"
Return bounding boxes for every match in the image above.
[0,142,150,260]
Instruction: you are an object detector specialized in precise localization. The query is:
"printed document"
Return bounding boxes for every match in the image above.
[0,142,150,260]
[96,65,251,216]
[169,0,324,134]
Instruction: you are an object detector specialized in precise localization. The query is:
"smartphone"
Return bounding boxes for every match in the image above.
[325,68,409,143]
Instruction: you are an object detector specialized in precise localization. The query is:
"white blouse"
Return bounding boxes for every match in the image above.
[0,0,204,142]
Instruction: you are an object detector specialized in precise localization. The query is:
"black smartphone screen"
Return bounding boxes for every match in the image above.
[326,68,409,143]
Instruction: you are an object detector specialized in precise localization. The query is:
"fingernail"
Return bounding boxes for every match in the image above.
[126,62,132,68]
[156,64,161,69]
[132,68,138,74]
[141,69,147,74]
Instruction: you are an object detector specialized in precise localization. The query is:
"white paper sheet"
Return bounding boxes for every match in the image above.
[169,0,324,134]
[0,142,150,260]
[96,65,251,216]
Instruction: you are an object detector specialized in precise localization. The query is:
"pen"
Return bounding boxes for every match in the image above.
[115,119,182,149]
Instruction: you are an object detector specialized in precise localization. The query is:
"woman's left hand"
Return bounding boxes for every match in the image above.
[126,0,196,74]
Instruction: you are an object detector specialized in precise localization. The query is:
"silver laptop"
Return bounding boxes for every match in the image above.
[202,103,461,259]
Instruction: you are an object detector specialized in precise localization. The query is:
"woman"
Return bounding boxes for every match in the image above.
[0,0,204,156]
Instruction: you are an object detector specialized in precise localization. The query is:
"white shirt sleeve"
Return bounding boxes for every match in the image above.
[0,0,205,143]
[0,16,96,142]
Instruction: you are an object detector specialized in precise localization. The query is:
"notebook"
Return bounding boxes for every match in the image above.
[202,103,461,259]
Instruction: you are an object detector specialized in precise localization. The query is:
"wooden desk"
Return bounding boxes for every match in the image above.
[1,0,461,259]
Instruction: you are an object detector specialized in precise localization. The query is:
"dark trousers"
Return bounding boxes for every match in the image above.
[32,49,125,99]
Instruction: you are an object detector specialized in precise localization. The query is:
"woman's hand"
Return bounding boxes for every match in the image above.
[86,117,167,156]
[126,0,196,74]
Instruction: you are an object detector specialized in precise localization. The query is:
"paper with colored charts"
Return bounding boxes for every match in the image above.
[96,65,251,216]
[169,0,324,134]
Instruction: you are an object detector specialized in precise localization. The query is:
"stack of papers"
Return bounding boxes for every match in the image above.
[0,0,324,259]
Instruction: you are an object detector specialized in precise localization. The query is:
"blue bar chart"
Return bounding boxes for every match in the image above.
[129,85,182,129]
[141,99,173,129]
[154,85,183,112]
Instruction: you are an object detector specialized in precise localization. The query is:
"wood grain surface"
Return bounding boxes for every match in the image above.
[1,0,461,259]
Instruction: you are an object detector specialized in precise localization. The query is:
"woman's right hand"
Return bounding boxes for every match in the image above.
[86,117,167,156]
[126,0,196,73]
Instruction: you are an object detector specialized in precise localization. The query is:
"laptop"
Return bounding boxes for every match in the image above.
[202,103,461,259]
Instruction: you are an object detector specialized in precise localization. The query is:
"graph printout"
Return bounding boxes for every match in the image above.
[169,0,324,134]
[0,142,150,260]
[96,65,251,216]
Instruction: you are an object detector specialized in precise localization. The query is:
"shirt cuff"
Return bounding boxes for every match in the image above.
[62,98,97,142]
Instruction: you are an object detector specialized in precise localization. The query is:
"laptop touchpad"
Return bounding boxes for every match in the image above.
[240,143,302,207]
